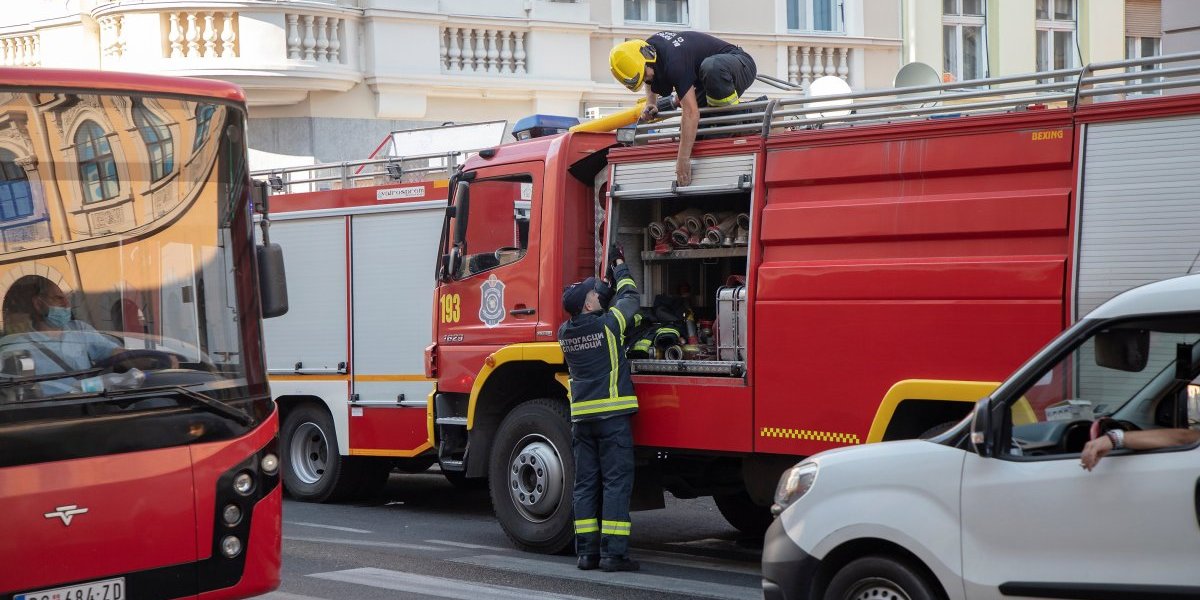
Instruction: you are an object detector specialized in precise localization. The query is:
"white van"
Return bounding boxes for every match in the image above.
[762,274,1200,600]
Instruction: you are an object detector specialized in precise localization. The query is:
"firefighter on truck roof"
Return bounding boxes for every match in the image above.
[609,31,757,187]
[558,244,641,573]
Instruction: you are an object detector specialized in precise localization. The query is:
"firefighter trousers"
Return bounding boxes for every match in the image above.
[571,414,634,559]
[698,50,757,107]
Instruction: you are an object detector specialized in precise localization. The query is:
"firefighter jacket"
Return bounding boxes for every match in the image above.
[558,263,640,422]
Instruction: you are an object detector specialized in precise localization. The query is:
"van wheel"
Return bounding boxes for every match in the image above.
[488,398,574,554]
[825,555,938,600]
[713,490,773,537]
[282,403,381,502]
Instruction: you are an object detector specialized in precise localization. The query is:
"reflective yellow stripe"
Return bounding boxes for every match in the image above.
[605,325,618,398]
[601,520,632,535]
[574,518,599,534]
[571,396,639,417]
[609,306,627,336]
[616,278,636,291]
[706,91,740,107]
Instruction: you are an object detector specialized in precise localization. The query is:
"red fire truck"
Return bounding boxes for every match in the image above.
[262,52,1200,553]
[0,69,287,599]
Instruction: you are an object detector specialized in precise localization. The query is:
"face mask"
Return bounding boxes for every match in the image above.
[45,306,71,329]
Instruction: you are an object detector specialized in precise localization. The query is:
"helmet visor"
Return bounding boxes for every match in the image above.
[612,67,643,92]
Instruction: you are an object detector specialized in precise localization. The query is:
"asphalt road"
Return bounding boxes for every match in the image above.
[254,469,765,600]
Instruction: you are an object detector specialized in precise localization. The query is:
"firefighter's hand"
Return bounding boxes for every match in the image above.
[676,157,692,187]
[640,103,659,122]
[608,243,625,265]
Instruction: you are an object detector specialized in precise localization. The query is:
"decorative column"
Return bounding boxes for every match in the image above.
[286,14,300,59]
[169,13,183,58]
[185,13,200,57]
[315,16,329,62]
[202,12,217,57]
[220,13,236,58]
[302,15,316,61]
[513,31,526,75]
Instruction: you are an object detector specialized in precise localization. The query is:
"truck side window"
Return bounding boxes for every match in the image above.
[456,175,533,279]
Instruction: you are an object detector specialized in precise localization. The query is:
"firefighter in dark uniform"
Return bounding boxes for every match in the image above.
[609,31,757,187]
[559,244,640,573]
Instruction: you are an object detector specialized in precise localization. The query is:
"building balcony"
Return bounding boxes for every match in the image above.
[87,0,364,107]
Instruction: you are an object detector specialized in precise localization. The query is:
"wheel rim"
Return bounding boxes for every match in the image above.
[290,422,329,485]
[845,577,912,600]
[506,433,565,522]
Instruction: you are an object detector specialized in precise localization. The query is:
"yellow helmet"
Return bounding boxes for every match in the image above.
[610,40,656,92]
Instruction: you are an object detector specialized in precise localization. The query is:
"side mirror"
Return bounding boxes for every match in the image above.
[452,180,470,246]
[1095,329,1149,372]
[257,242,289,318]
[969,399,992,457]
[444,246,463,281]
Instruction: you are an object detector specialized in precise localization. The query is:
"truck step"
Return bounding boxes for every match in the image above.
[435,416,468,426]
[440,459,465,471]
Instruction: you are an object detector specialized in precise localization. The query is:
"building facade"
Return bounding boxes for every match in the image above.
[0,1,904,167]
[902,0,1161,83]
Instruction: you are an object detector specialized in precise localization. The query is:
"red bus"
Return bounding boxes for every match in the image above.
[0,69,286,600]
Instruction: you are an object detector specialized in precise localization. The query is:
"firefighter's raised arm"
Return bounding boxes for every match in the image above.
[607,245,640,334]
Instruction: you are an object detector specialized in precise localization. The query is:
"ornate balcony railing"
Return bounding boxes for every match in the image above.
[0,33,40,67]
[786,45,852,91]
[286,13,345,64]
[164,10,240,59]
[440,26,528,75]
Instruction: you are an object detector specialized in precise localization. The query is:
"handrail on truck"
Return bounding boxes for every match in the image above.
[633,50,1200,144]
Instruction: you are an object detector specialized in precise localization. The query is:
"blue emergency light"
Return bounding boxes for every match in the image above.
[512,114,580,141]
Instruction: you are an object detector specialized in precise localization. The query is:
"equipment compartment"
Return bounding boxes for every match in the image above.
[607,191,750,378]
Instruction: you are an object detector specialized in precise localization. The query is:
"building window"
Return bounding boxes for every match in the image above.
[193,103,216,151]
[1036,0,1077,79]
[1126,36,1162,90]
[787,0,843,33]
[133,102,175,182]
[75,120,120,204]
[624,0,688,25]
[943,0,985,83]
[0,150,33,221]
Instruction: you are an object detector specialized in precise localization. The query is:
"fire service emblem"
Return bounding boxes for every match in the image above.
[479,275,506,328]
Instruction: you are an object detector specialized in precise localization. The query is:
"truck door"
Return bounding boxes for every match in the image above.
[439,162,543,355]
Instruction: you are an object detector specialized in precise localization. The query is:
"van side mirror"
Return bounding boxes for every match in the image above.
[969,399,992,457]
[257,242,289,318]
[1095,329,1149,372]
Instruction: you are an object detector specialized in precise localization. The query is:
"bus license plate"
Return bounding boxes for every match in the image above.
[15,577,124,600]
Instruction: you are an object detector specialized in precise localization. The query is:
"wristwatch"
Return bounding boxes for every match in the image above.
[1105,428,1125,450]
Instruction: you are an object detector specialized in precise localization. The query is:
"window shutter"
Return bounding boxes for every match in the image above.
[1125,0,1162,38]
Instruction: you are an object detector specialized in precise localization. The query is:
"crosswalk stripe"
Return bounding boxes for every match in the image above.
[424,539,512,551]
[251,592,328,600]
[450,554,760,600]
[286,521,372,534]
[284,535,448,552]
[308,567,599,600]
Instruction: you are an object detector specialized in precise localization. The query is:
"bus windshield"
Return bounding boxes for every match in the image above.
[0,90,264,415]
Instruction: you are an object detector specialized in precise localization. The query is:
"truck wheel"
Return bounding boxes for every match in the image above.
[825,555,938,600]
[282,403,366,502]
[488,398,574,554]
[714,490,774,537]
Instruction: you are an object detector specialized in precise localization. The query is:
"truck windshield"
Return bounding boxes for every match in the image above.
[1012,315,1200,441]
[0,91,262,411]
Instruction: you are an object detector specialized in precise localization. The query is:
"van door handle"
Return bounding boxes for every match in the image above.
[510,307,536,316]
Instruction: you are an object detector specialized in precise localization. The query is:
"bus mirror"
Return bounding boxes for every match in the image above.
[257,242,289,318]
[1095,329,1149,372]
[252,179,270,215]
[452,181,469,245]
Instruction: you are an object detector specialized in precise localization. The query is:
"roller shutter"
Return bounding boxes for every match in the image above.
[1076,114,1200,318]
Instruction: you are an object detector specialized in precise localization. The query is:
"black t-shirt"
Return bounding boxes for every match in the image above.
[646,31,737,100]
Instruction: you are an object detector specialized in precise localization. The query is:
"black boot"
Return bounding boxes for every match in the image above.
[599,556,640,572]
[577,555,599,570]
